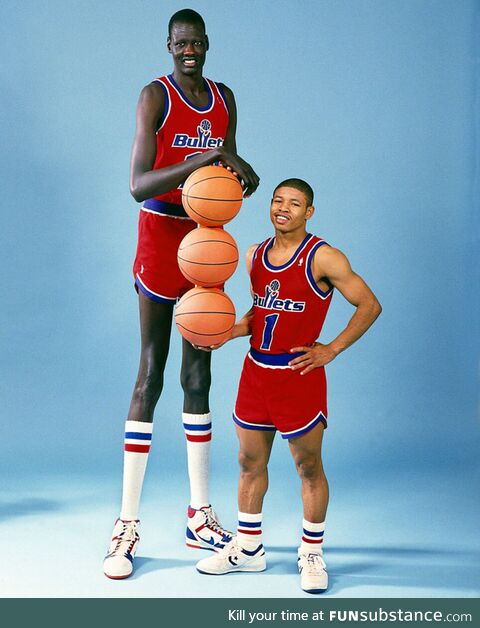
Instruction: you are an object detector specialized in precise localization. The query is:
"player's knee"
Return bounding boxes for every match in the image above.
[132,370,163,403]
[295,454,321,481]
[180,366,211,398]
[238,450,267,476]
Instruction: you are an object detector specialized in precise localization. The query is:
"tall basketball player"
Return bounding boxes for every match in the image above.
[196,179,381,593]
[103,9,259,579]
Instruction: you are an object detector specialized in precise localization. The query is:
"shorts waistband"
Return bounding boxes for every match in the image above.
[142,198,189,218]
[249,347,304,367]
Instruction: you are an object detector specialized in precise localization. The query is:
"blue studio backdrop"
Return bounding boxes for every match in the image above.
[1,0,479,598]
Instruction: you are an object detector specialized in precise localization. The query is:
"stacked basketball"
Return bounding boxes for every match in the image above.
[175,165,243,347]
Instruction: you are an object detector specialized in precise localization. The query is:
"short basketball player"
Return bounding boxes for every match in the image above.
[196,179,381,593]
[103,9,259,579]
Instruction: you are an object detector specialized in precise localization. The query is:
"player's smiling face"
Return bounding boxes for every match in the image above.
[168,22,209,76]
[270,187,314,233]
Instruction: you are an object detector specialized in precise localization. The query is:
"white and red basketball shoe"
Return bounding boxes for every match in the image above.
[103,518,140,579]
[186,505,233,552]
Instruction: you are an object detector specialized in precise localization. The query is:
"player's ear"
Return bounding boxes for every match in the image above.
[205,34,209,51]
[167,36,172,53]
[306,205,315,220]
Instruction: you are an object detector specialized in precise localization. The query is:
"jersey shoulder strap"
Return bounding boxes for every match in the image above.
[250,238,272,273]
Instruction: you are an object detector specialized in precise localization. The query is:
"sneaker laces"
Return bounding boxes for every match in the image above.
[112,520,139,554]
[203,507,230,535]
[222,538,241,560]
[304,552,326,574]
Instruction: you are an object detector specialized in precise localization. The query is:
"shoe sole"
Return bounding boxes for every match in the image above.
[302,587,327,594]
[197,565,266,575]
[104,572,133,580]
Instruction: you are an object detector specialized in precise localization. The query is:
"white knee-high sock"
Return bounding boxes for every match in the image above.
[182,412,211,509]
[120,420,153,520]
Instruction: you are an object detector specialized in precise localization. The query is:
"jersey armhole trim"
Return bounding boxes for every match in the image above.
[250,241,265,274]
[152,79,171,131]
[214,82,230,113]
[305,241,334,299]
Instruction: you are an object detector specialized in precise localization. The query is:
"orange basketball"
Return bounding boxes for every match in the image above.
[175,287,236,347]
[177,227,239,287]
[182,165,243,226]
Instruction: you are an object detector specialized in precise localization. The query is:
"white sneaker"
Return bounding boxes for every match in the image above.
[186,505,233,552]
[196,538,266,575]
[103,518,140,579]
[298,549,328,593]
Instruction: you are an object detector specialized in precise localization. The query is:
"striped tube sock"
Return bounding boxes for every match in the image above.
[237,511,263,551]
[300,519,325,553]
[120,420,153,520]
[182,412,211,510]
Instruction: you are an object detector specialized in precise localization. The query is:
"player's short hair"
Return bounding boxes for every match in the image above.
[168,9,206,36]
[273,178,314,207]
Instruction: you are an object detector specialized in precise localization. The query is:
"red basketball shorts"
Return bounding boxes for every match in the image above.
[233,348,328,439]
[133,205,196,303]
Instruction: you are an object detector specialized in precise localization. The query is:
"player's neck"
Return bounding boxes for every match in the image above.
[172,70,205,93]
[273,227,308,251]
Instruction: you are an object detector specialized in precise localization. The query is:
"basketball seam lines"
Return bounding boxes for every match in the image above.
[176,312,235,316]
[177,291,232,306]
[183,195,243,202]
[178,240,237,249]
[176,323,235,337]
[183,195,236,222]
[186,175,241,183]
[178,268,226,286]
[178,258,237,266]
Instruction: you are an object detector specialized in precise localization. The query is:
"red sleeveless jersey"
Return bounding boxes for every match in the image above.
[250,234,334,355]
[151,74,229,208]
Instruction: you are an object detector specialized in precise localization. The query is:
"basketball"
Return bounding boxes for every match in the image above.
[177,227,239,287]
[175,287,236,347]
[182,165,243,226]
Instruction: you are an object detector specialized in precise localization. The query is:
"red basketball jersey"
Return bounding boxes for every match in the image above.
[250,234,334,354]
[152,74,230,206]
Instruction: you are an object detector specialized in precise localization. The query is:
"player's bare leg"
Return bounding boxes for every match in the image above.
[237,426,276,514]
[105,294,173,579]
[181,338,211,415]
[128,294,173,422]
[196,427,274,575]
[181,339,233,551]
[288,422,328,522]
[288,422,329,593]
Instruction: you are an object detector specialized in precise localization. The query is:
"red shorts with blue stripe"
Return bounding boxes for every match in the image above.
[233,348,328,439]
[133,200,196,303]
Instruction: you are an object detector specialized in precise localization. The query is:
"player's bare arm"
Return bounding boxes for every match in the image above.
[130,83,259,202]
[289,246,382,375]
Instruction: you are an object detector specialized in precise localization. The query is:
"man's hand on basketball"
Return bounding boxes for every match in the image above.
[191,331,234,352]
[217,149,260,197]
[289,343,338,375]
[190,321,249,352]
[191,339,229,352]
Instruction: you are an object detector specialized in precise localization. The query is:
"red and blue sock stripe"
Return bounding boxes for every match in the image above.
[183,418,212,443]
[302,519,325,546]
[238,517,262,536]
[124,430,152,454]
